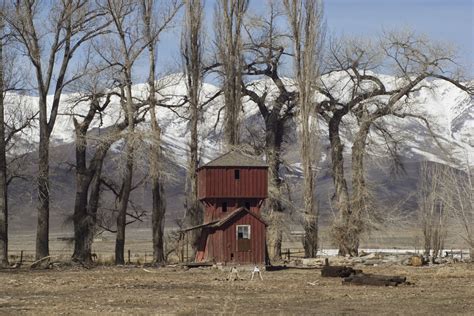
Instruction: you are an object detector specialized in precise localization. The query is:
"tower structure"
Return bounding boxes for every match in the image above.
[192,151,268,264]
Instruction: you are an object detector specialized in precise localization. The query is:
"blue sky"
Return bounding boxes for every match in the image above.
[324,0,473,69]
[155,0,473,78]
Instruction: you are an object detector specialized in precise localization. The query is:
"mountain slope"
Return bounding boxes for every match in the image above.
[5,74,473,232]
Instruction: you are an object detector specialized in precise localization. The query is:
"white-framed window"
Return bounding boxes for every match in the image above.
[237,225,250,240]
[236,225,251,252]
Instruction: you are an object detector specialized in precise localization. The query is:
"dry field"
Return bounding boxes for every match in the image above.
[0,263,473,315]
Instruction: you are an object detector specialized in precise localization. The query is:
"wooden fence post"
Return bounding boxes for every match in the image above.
[186,233,189,262]
[128,250,131,264]
[20,250,24,265]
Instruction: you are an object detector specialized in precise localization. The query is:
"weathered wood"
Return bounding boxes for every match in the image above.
[343,273,406,286]
[321,266,361,278]
[30,256,51,269]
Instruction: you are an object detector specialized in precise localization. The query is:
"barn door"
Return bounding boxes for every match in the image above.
[237,225,251,252]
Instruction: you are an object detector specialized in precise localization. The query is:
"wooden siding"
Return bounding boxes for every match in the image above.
[196,211,266,264]
[198,167,268,200]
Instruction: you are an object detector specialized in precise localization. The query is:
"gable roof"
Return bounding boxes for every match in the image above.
[200,151,268,168]
[213,207,267,227]
[180,207,267,232]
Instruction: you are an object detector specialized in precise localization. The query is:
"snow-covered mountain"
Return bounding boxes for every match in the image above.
[5,73,473,231]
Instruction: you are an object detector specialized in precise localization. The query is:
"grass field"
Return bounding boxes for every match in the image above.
[1,263,473,315]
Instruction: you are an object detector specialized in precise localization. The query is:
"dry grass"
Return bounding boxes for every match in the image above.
[0,263,473,315]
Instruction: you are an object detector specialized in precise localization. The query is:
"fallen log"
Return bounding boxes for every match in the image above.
[30,256,51,269]
[343,273,406,286]
[321,266,362,278]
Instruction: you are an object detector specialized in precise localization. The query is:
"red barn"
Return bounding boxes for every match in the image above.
[189,151,268,264]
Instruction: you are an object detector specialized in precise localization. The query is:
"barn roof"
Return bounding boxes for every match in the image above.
[200,151,268,168]
[213,207,267,227]
[180,207,267,232]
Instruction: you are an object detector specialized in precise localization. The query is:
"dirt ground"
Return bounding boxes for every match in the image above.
[0,263,473,315]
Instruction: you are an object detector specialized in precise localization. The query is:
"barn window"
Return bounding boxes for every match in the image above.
[234,169,240,180]
[237,225,251,252]
[222,202,228,212]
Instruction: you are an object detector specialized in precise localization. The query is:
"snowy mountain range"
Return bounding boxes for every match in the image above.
[5,73,473,231]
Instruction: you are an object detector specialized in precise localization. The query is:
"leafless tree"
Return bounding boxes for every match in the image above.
[101,0,147,264]
[437,157,473,261]
[215,0,249,148]
[5,0,111,260]
[0,9,8,268]
[141,0,181,265]
[417,162,448,259]
[284,0,324,258]
[66,69,120,264]
[181,0,204,253]
[1,6,38,267]
[240,2,297,261]
[317,32,473,256]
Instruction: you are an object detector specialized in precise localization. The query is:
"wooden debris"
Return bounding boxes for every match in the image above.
[343,274,407,286]
[321,266,362,278]
[30,256,51,269]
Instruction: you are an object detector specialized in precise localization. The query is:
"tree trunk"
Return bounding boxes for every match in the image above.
[115,65,135,264]
[36,109,50,260]
[85,159,105,257]
[72,173,91,263]
[186,98,201,253]
[72,121,93,263]
[115,144,133,265]
[0,26,8,267]
[328,113,355,256]
[149,111,166,264]
[348,119,371,256]
[302,111,317,258]
[264,114,284,262]
[182,0,204,258]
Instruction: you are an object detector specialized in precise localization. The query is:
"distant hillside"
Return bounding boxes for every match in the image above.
[5,74,473,233]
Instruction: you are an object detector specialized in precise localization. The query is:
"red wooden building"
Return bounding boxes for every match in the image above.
[188,151,268,264]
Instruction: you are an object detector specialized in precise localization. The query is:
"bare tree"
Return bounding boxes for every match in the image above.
[317,32,473,256]
[5,0,110,260]
[0,9,8,268]
[417,162,448,259]
[215,0,248,148]
[240,2,297,261]
[102,0,145,264]
[182,0,204,253]
[67,70,120,264]
[141,0,181,264]
[1,6,37,267]
[437,158,473,261]
[284,0,324,258]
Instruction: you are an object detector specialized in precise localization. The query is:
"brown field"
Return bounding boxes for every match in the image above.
[1,263,473,315]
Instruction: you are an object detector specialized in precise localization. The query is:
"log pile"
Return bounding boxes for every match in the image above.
[321,262,408,286]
